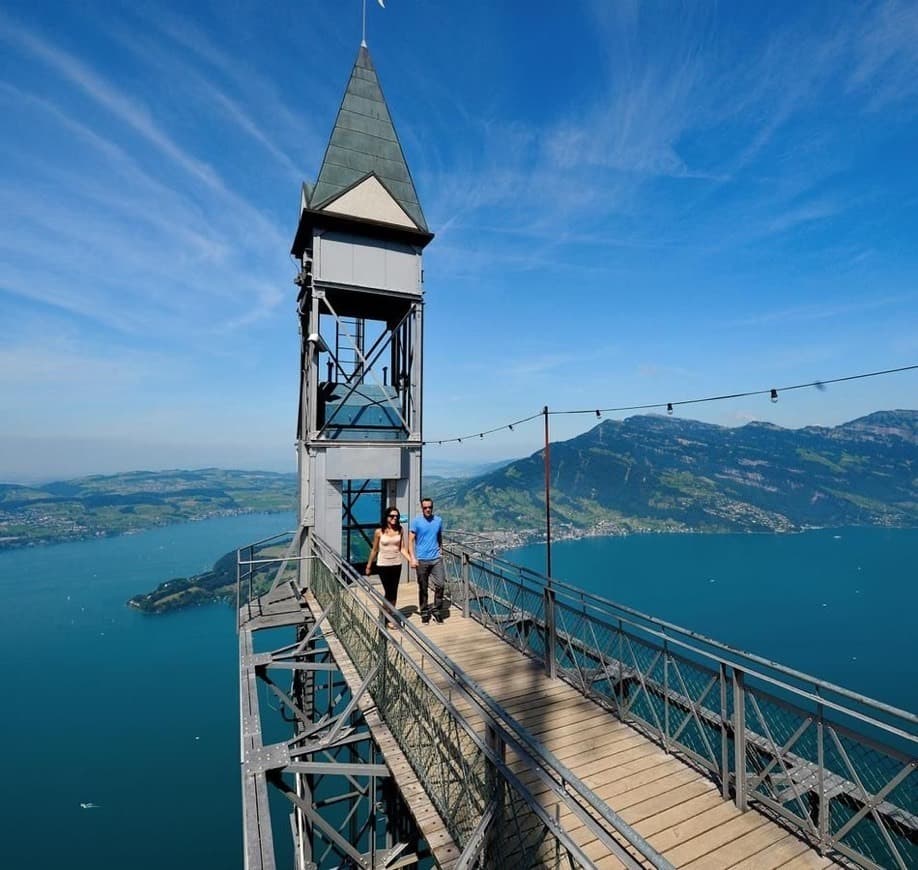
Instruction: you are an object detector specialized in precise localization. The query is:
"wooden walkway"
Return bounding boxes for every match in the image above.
[385,581,843,869]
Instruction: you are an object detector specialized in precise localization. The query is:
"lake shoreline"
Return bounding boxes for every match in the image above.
[0,507,294,553]
[462,517,915,560]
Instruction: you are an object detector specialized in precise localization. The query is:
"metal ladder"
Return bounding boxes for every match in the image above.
[335,316,365,384]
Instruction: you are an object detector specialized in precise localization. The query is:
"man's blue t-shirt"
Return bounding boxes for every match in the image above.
[410,514,443,560]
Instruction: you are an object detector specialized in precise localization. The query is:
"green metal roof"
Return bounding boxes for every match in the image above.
[309,46,428,232]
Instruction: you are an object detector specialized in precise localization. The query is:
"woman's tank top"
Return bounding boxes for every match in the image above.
[377,529,404,566]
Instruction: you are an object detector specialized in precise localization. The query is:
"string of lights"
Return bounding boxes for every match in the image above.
[423,363,918,446]
[426,412,543,446]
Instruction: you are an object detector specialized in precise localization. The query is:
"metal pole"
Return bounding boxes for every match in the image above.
[543,405,552,578]
[236,548,242,633]
[733,667,747,811]
[461,551,470,618]
[817,692,827,853]
[544,584,556,678]
[616,618,624,720]
[720,662,730,799]
[484,723,505,864]
[663,636,670,752]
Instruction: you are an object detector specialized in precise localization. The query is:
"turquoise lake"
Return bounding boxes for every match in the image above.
[508,527,918,713]
[0,512,294,870]
[1,518,914,868]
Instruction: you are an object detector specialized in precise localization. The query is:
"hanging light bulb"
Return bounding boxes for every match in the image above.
[595,410,601,418]
[667,403,673,415]
[479,433,484,439]
[508,424,514,431]
[770,388,779,403]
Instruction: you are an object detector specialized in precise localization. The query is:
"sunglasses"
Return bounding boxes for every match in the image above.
[387,513,399,519]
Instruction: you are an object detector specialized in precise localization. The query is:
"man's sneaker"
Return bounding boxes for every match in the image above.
[421,613,430,624]
[432,610,444,623]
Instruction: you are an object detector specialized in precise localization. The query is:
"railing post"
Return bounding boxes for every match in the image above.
[733,667,747,811]
[484,723,506,863]
[544,584,556,678]
[720,661,730,800]
[662,636,670,752]
[616,618,624,721]
[303,527,313,592]
[461,551,470,618]
[817,692,827,854]
[246,545,254,622]
[235,548,242,633]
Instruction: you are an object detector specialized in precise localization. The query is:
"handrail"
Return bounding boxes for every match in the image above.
[459,553,915,744]
[442,538,918,869]
[443,537,918,729]
[307,534,673,869]
[235,530,300,631]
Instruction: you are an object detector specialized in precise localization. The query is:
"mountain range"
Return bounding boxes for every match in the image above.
[3,411,915,553]
[430,410,917,535]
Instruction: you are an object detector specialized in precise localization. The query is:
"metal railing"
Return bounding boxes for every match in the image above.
[304,534,673,869]
[236,530,301,630]
[442,536,918,870]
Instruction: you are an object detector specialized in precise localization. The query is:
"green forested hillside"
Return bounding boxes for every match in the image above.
[0,468,296,549]
[119,410,917,613]
[432,410,918,535]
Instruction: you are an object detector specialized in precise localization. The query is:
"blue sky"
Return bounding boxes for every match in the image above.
[1,0,916,482]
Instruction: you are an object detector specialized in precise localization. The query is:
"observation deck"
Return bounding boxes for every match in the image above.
[238,534,917,869]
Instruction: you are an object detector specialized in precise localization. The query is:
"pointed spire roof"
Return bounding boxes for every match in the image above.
[308,46,428,232]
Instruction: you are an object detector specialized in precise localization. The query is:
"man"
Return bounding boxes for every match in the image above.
[409,497,445,624]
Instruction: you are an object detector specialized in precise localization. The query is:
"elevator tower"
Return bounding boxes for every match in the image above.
[291,45,434,566]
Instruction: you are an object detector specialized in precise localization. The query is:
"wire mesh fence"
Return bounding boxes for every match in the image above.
[442,540,918,869]
[305,539,609,867]
[236,529,300,628]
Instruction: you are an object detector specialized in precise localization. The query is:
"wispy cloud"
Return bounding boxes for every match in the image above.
[0,82,232,263]
[721,295,911,330]
[102,16,310,181]
[849,0,918,110]
[636,364,698,381]
[0,12,294,344]
[422,0,918,274]
[0,9,219,188]
[133,4,328,152]
[0,9,286,248]
[766,199,843,235]
[505,352,581,378]
[0,2,913,476]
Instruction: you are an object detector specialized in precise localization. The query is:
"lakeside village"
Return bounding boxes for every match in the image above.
[469,499,802,553]
[0,502,816,554]
[0,504,272,550]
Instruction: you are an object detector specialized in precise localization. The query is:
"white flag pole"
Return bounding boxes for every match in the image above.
[363,0,385,48]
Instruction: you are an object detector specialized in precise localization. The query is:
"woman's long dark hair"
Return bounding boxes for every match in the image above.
[379,506,402,533]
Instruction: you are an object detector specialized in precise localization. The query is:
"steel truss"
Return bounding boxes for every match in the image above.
[296,276,422,443]
[239,552,426,870]
[304,535,669,869]
[239,532,671,869]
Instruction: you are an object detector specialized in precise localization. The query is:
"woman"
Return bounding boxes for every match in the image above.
[365,506,410,624]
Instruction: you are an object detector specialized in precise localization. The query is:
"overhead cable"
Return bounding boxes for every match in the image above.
[423,363,918,446]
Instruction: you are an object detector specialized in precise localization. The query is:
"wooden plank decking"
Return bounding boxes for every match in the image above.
[245,576,846,868]
[384,580,842,869]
